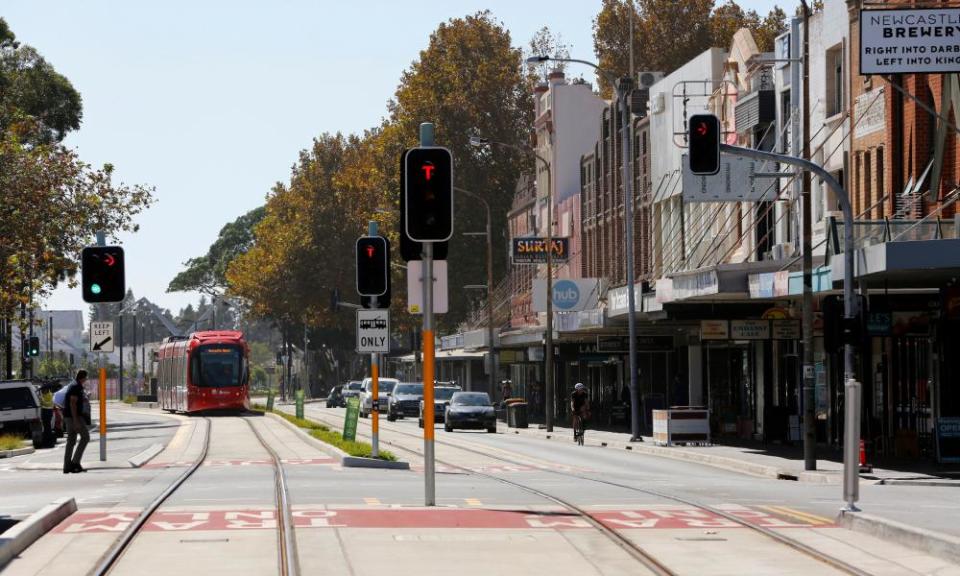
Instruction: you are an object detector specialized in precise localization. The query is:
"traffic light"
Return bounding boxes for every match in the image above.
[82,246,125,303]
[21,337,40,359]
[399,148,447,261]
[356,236,389,298]
[404,147,454,242]
[688,114,721,176]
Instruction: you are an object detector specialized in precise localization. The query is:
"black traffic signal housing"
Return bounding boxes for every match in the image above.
[688,114,721,176]
[356,236,389,298]
[404,147,454,243]
[361,265,390,310]
[82,246,125,303]
[21,337,40,359]
[399,149,447,261]
[823,295,867,349]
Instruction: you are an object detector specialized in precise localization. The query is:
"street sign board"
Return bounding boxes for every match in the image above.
[681,154,781,203]
[407,260,449,314]
[860,8,960,75]
[89,321,114,353]
[511,237,570,263]
[357,310,390,353]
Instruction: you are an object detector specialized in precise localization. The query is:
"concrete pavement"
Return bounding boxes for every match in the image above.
[291,402,960,574]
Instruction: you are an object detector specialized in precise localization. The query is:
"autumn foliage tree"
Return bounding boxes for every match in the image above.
[222,11,532,343]
[592,0,787,96]
[0,18,154,366]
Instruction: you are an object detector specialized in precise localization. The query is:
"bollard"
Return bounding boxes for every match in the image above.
[295,389,304,420]
[266,389,275,412]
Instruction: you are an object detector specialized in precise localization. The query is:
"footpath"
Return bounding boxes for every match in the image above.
[503,419,960,564]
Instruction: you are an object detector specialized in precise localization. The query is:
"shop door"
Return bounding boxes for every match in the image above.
[891,337,932,457]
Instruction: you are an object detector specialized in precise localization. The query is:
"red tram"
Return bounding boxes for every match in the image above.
[157,330,250,413]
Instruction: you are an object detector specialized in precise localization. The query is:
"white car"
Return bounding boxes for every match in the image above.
[359,377,398,418]
[0,380,44,448]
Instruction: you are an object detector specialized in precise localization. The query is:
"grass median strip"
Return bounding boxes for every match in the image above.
[0,434,26,451]
[252,404,396,462]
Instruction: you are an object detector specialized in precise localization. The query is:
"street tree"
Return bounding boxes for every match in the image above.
[381,11,532,327]
[592,0,786,96]
[168,206,265,294]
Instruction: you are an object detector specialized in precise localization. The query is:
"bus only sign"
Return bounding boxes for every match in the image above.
[356,310,390,353]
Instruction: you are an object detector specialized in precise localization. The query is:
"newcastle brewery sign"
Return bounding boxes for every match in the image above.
[861,7,960,74]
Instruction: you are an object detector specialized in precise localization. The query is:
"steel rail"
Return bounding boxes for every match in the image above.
[316,410,871,576]
[90,417,212,576]
[244,417,300,576]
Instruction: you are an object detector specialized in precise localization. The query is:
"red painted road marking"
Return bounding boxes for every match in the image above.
[53,507,834,533]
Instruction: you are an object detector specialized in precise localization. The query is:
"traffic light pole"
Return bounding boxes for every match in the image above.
[719,143,860,511]
[420,122,437,507]
[368,221,380,460]
[96,230,107,462]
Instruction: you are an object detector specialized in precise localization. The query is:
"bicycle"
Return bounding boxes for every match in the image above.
[572,412,587,445]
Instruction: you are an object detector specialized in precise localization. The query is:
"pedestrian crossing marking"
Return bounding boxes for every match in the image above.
[760,505,832,525]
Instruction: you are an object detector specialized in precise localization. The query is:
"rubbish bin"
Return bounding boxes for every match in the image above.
[507,402,529,428]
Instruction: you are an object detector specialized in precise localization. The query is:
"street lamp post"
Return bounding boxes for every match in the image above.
[470,137,554,431]
[527,55,642,441]
[456,186,496,399]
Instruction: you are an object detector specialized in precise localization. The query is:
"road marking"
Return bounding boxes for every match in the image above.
[760,505,833,526]
[465,498,482,506]
[364,498,381,505]
[53,505,832,532]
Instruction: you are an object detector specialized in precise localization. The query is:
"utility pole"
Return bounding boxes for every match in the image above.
[800,0,817,472]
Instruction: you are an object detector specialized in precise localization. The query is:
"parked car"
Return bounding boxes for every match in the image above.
[341,381,363,404]
[444,391,496,433]
[0,380,44,448]
[326,385,345,408]
[387,383,424,421]
[359,378,399,418]
[418,384,461,428]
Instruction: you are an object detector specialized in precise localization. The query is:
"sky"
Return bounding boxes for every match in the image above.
[3,0,786,328]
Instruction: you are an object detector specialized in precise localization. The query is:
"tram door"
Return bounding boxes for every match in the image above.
[890,337,932,457]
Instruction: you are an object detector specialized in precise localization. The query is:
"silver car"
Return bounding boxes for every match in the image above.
[359,377,398,418]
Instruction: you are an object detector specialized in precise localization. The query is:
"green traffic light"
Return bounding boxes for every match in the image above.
[91,283,102,295]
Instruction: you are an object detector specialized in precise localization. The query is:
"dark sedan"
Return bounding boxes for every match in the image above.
[444,392,496,433]
[326,385,345,408]
[418,386,460,428]
[388,383,423,421]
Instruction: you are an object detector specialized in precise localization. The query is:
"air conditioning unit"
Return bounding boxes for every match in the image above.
[631,72,664,117]
[637,71,664,89]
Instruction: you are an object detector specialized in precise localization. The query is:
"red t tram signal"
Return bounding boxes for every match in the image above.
[404,147,453,243]
[356,236,389,298]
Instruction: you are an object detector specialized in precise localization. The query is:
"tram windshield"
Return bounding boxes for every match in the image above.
[193,345,245,388]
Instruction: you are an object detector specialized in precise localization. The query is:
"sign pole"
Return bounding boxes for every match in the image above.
[420,122,436,507]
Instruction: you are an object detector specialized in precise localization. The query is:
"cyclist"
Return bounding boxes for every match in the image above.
[570,383,590,444]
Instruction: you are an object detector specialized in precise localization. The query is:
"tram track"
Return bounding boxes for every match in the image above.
[88,415,299,576]
[307,407,873,576]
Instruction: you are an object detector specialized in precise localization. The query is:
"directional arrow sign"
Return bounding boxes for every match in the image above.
[90,321,115,353]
